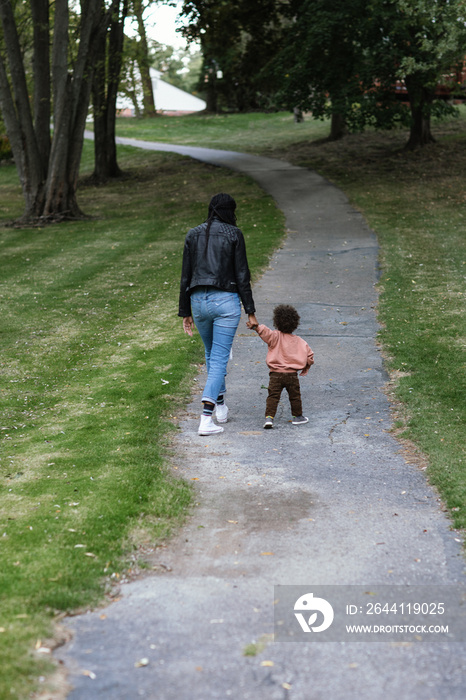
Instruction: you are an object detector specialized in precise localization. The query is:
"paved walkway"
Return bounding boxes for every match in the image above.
[57,139,466,699]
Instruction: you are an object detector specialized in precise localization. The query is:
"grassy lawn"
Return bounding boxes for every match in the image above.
[1,108,465,697]
[114,111,330,153]
[0,144,285,698]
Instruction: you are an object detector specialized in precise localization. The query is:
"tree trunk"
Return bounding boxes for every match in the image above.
[205,79,218,113]
[0,0,47,215]
[0,0,108,223]
[104,1,127,176]
[329,112,346,141]
[43,0,102,219]
[133,0,156,117]
[31,0,51,166]
[293,107,304,123]
[91,0,128,183]
[92,14,109,184]
[203,55,218,113]
[404,77,436,150]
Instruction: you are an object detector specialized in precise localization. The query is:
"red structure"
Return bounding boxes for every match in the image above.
[394,60,466,102]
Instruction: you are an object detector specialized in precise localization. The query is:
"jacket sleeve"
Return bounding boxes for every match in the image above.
[178,236,192,317]
[234,230,255,314]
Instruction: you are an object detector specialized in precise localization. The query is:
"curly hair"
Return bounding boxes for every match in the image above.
[273,304,300,334]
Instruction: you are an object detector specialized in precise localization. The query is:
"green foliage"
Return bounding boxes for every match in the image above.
[150,41,204,95]
[268,0,466,140]
[180,0,286,111]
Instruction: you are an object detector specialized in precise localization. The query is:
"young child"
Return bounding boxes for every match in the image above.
[247,304,314,429]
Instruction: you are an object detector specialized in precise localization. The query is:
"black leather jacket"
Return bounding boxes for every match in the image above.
[178,219,256,316]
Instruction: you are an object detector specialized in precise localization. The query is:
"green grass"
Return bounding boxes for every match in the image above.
[114,111,330,153]
[0,143,285,698]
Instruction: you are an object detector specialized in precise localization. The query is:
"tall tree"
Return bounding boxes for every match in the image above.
[0,0,113,222]
[180,0,286,112]
[271,0,371,140]
[130,0,157,116]
[119,35,144,117]
[92,0,129,183]
[271,0,466,147]
[368,0,466,148]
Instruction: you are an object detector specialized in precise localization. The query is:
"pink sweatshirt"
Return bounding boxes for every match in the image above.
[256,324,314,375]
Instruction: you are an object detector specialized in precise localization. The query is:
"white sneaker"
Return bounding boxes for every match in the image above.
[216,403,229,423]
[198,415,224,436]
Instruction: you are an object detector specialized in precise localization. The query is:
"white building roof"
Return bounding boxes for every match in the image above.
[117,68,206,114]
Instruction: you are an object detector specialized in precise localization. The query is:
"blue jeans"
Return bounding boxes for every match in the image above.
[190,287,241,405]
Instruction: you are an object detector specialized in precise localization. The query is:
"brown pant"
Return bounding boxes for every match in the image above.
[266,371,302,418]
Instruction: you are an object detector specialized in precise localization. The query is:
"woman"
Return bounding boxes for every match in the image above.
[179,193,258,435]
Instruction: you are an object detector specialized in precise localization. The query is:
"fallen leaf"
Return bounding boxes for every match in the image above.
[227,520,238,524]
[134,658,149,668]
[261,660,274,667]
[83,670,96,680]
[260,552,274,556]
[282,683,292,690]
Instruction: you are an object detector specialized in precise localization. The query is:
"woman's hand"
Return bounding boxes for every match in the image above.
[247,313,259,330]
[182,316,194,336]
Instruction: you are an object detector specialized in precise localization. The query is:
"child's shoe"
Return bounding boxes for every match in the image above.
[198,415,224,435]
[215,403,229,423]
[292,415,309,425]
[263,416,274,429]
